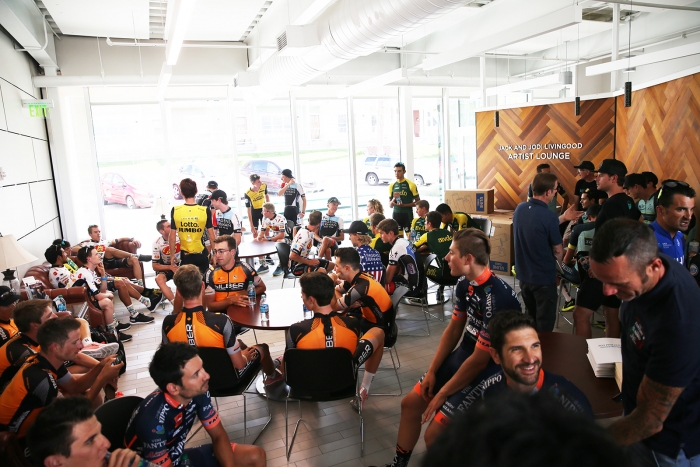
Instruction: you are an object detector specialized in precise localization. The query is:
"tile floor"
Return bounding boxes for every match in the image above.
[116,267,602,467]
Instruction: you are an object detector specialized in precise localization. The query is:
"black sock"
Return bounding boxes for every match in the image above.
[391,444,412,467]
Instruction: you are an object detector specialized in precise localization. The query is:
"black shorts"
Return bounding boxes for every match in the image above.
[313,238,338,256]
[284,205,300,225]
[291,258,330,276]
[392,211,413,231]
[251,208,263,230]
[576,275,622,310]
[104,257,130,269]
[436,360,501,426]
[414,346,471,398]
[156,269,175,281]
[181,251,210,275]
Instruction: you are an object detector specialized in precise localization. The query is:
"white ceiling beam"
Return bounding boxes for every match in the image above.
[0,0,57,68]
[485,73,563,96]
[337,68,407,98]
[585,40,700,76]
[165,0,198,65]
[421,4,582,71]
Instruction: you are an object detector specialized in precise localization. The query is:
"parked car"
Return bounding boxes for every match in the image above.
[101,173,154,209]
[172,163,235,200]
[362,156,429,186]
[239,159,323,193]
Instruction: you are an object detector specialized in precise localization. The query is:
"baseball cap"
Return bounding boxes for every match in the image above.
[210,189,227,201]
[207,181,218,189]
[327,197,341,205]
[0,286,21,307]
[594,159,627,178]
[573,161,595,171]
[343,220,370,235]
[281,169,294,178]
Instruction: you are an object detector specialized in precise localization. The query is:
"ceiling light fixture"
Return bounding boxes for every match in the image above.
[625,0,633,108]
[165,0,198,66]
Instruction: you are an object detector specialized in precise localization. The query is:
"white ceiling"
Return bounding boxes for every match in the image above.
[497,21,612,56]
[185,0,269,41]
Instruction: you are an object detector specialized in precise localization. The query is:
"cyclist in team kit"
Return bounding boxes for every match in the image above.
[389,162,420,235]
[316,197,345,261]
[256,203,288,276]
[279,169,306,226]
[152,217,180,304]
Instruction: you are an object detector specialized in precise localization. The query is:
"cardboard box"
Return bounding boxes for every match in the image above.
[445,189,495,215]
[487,215,514,274]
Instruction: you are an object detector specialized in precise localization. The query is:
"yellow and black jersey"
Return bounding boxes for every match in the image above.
[286,312,362,353]
[244,184,268,210]
[410,216,428,237]
[338,272,393,328]
[204,262,259,302]
[162,306,239,354]
[441,212,474,233]
[171,204,213,254]
[0,320,18,348]
[0,334,40,392]
[0,354,71,437]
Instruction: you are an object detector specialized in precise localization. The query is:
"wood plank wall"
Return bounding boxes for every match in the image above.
[615,73,700,190]
[477,99,615,210]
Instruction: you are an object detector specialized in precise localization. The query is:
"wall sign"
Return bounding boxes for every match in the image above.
[499,143,583,161]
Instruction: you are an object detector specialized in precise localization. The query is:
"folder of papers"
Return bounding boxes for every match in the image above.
[586,338,622,378]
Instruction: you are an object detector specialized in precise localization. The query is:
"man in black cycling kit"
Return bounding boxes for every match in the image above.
[278,169,306,226]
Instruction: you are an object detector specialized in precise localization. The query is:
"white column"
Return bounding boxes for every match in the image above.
[157,100,174,217]
[611,4,620,92]
[480,56,486,108]
[346,96,359,220]
[399,87,414,180]
[83,88,105,232]
[289,91,301,182]
[227,85,244,223]
[442,87,451,192]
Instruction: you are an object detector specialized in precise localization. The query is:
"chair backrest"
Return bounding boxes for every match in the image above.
[286,220,296,242]
[197,347,241,396]
[94,396,143,451]
[471,218,493,237]
[0,431,32,467]
[390,286,409,310]
[276,242,292,268]
[284,348,356,397]
[424,254,438,270]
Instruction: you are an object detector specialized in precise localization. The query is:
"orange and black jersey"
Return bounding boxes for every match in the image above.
[0,319,18,347]
[204,262,260,302]
[0,353,71,437]
[162,306,239,355]
[0,334,40,391]
[338,272,393,328]
[286,312,362,353]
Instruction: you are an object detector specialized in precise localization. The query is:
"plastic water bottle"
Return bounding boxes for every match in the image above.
[410,229,416,243]
[247,281,256,306]
[260,294,269,322]
[297,213,303,226]
[303,303,312,320]
[55,295,67,312]
[104,451,158,467]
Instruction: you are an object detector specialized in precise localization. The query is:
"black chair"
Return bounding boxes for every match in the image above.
[365,319,402,397]
[285,219,296,243]
[424,253,459,307]
[284,348,363,459]
[196,347,270,445]
[393,278,430,337]
[471,217,493,237]
[275,242,298,288]
[94,396,143,451]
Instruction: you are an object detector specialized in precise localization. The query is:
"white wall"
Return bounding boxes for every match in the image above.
[0,27,61,277]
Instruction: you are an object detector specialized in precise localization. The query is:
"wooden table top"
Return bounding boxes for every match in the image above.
[227,287,306,330]
[539,331,622,419]
[237,241,279,258]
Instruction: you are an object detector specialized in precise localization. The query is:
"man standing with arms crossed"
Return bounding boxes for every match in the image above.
[279,169,306,227]
[590,219,700,466]
[389,162,420,235]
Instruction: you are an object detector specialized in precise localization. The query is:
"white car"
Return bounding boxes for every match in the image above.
[362,156,429,186]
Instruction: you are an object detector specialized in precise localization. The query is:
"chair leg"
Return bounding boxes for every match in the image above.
[285,399,304,460]
[394,345,401,369]
[368,346,403,396]
[243,391,272,445]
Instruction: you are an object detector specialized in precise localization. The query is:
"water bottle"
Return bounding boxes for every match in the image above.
[297,213,303,226]
[247,281,256,306]
[104,451,159,467]
[260,294,269,322]
[303,303,312,320]
[410,229,416,243]
[55,295,67,313]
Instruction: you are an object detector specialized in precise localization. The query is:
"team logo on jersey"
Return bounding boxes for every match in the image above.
[174,413,183,428]
[629,318,645,350]
[691,264,699,276]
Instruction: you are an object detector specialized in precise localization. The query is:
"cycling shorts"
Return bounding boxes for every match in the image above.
[183,442,236,467]
[434,361,501,427]
[577,275,622,310]
[413,346,471,399]
[250,208,263,230]
[156,269,175,281]
[291,258,330,277]
[392,211,413,231]
[104,257,130,269]
[181,251,210,275]
[283,206,300,226]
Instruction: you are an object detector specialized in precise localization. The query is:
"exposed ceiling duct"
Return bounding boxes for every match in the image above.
[259,0,479,91]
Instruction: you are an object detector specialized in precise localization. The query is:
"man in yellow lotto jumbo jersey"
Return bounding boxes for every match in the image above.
[244,174,270,237]
[436,203,476,234]
[170,178,215,275]
[389,162,420,236]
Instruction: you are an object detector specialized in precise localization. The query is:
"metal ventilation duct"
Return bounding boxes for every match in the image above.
[259,0,479,90]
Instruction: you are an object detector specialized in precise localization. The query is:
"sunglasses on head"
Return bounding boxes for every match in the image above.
[658,180,690,199]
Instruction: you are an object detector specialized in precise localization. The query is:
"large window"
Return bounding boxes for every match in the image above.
[450,98,478,189]
[412,98,443,210]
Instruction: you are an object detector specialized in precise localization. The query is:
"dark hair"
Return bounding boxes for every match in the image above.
[452,228,490,266]
[157,218,169,232]
[422,391,625,467]
[377,218,399,235]
[536,163,550,173]
[250,174,261,183]
[335,247,361,270]
[623,173,646,189]
[179,178,198,198]
[213,234,237,250]
[150,342,199,391]
[435,203,453,215]
[44,243,62,264]
[394,162,406,170]
[581,189,601,204]
[657,181,696,209]
[586,204,601,218]
[37,316,81,350]
[27,396,95,465]
[532,172,558,196]
[77,245,94,264]
[14,299,52,333]
[590,219,658,276]
[416,200,430,210]
[87,224,99,235]
[370,212,385,228]
[52,238,70,249]
[642,171,658,188]
[426,211,442,229]
[299,272,335,306]
[308,211,323,226]
[173,265,203,300]
[488,310,536,357]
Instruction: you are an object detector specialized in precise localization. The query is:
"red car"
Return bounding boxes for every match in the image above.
[101,173,154,209]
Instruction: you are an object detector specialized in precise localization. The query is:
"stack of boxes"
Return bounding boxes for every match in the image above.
[444,189,515,275]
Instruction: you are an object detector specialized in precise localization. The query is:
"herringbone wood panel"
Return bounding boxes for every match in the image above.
[476,99,615,209]
[616,73,700,191]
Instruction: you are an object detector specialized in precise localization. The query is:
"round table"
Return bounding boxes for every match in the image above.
[236,241,279,267]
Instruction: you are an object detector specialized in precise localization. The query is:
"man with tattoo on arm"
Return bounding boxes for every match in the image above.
[589,219,700,466]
